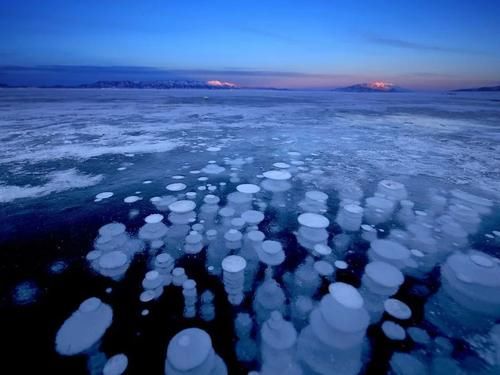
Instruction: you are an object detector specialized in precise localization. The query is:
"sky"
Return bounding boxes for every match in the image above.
[0,0,499,90]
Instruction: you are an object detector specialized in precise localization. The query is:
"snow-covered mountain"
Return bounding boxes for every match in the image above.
[334,81,409,93]
[77,80,238,89]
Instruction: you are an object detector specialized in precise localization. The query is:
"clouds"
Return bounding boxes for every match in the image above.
[364,35,483,55]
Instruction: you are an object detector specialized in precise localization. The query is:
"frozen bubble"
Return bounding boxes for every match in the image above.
[166,328,212,371]
[129,209,140,219]
[384,298,412,320]
[230,217,245,229]
[50,260,68,274]
[207,146,221,152]
[273,162,290,169]
[241,210,264,224]
[378,180,407,200]
[99,222,126,237]
[410,249,424,258]
[182,279,197,290]
[185,231,203,244]
[168,200,196,213]
[470,254,494,268]
[305,190,328,202]
[124,195,142,203]
[202,164,225,174]
[222,255,247,273]
[99,251,128,269]
[103,354,128,375]
[172,175,185,180]
[140,290,156,302]
[96,192,113,200]
[314,260,334,276]
[344,203,363,214]
[55,297,112,355]
[313,244,332,256]
[334,260,348,269]
[224,229,243,242]
[198,176,208,182]
[257,240,285,266]
[261,311,297,349]
[143,180,153,184]
[298,213,329,228]
[203,194,220,204]
[407,327,430,345]
[263,170,292,181]
[370,239,410,264]
[206,229,217,238]
[13,280,39,305]
[365,261,404,288]
[86,250,102,261]
[166,183,187,192]
[247,230,265,242]
[151,239,164,249]
[382,321,406,341]
[261,240,282,255]
[172,268,186,277]
[328,282,364,309]
[219,206,235,217]
[146,270,160,281]
[236,184,261,194]
[144,214,164,224]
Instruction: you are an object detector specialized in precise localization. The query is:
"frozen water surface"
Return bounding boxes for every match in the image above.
[1,89,500,374]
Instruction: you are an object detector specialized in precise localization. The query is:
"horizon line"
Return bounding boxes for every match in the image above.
[0,64,499,91]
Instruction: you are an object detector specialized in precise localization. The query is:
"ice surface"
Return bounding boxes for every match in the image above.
[0,168,103,203]
[3,89,500,374]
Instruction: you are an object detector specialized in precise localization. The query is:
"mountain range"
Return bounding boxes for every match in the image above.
[334,81,409,93]
[453,85,500,92]
[0,80,239,89]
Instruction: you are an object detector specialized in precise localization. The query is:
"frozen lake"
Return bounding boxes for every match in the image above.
[1,88,500,374]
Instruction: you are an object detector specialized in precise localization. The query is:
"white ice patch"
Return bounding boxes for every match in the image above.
[0,168,103,203]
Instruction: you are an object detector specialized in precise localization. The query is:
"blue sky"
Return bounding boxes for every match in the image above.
[1,0,499,89]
